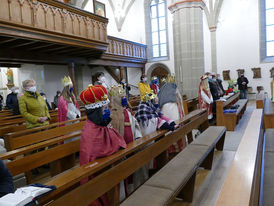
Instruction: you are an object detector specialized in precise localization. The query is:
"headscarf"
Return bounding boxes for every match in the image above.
[158,82,177,108]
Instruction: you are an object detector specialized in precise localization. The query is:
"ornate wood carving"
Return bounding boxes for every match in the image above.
[270,67,274,78]
[0,0,108,47]
[251,67,261,79]
[106,36,147,60]
[222,70,231,81]
[236,69,245,78]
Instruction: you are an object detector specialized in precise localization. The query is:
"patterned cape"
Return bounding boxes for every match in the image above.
[135,101,162,124]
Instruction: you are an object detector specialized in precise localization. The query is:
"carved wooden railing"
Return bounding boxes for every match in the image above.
[0,0,108,47]
[106,36,147,60]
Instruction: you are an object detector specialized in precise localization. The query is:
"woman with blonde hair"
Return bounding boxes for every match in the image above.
[58,76,80,124]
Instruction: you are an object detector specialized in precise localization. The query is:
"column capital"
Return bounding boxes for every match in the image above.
[168,0,206,13]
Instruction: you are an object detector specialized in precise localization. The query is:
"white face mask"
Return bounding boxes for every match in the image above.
[143,77,147,82]
[27,86,36,93]
[100,76,106,82]
[43,97,46,100]
[14,90,19,94]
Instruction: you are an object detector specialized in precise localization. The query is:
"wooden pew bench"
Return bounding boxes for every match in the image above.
[183,97,198,115]
[263,98,274,129]
[0,119,86,183]
[216,109,263,206]
[261,129,274,205]
[216,93,247,131]
[37,109,209,206]
[121,126,226,206]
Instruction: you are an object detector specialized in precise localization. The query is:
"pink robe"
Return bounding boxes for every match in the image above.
[80,120,127,206]
[58,96,80,124]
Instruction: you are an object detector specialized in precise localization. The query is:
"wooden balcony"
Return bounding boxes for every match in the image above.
[0,0,108,63]
[89,36,147,68]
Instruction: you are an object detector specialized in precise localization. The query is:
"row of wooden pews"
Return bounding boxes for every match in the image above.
[0,97,225,206]
[37,109,209,206]
[216,92,248,131]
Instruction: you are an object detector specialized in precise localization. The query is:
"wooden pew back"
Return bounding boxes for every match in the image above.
[216,109,264,206]
[183,97,199,115]
[4,118,85,151]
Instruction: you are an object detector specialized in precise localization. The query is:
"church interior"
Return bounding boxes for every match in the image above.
[0,0,273,205]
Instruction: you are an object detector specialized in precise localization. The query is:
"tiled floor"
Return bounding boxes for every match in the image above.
[171,101,256,206]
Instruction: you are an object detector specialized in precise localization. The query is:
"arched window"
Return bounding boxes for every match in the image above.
[150,0,168,58]
[265,0,274,57]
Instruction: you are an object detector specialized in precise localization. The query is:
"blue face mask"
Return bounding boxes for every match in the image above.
[102,108,111,120]
[69,87,74,93]
[121,97,127,107]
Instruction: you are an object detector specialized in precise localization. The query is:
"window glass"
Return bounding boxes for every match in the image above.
[266,0,274,9]
[150,0,168,58]
[266,25,274,41]
[267,41,274,56]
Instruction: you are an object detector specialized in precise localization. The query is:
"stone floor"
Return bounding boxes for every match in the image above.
[171,100,256,206]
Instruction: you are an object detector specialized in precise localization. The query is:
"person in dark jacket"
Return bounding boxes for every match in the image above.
[0,94,3,110]
[6,86,19,110]
[40,93,52,111]
[237,73,249,99]
[216,74,225,95]
[53,91,61,108]
[0,159,14,197]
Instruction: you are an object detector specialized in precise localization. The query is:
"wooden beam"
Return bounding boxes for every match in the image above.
[119,66,124,81]
[28,43,56,51]
[42,45,71,52]
[9,41,37,48]
[105,67,120,83]
[68,62,77,97]
[0,38,17,45]
[0,63,21,68]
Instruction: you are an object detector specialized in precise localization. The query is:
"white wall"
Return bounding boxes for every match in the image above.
[44,65,69,103]
[84,0,146,44]
[127,67,142,95]
[204,0,274,95]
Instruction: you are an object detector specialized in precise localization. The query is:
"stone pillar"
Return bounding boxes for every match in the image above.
[169,0,205,98]
[210,27,217,73]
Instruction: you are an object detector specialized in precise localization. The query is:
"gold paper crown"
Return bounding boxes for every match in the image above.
[109,84,126,97]
[166,74,176,83]
[62,76,73,87]
[151,76,158,80]
[143,91,157,102]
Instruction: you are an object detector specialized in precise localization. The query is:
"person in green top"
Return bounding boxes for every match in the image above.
[19,79,50,129]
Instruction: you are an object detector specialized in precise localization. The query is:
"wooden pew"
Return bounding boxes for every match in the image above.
[262,98,274,129]
[1,119,86,184]
[183,97,198,115]
[37,109,209,205]
[3,117,86,151]
[256,93,265,109]
[215,109,264,206]
[216,92,248,131]
[121,126,226,206]
[261,129,274,205]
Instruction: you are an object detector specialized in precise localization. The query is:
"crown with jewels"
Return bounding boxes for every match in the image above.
[109,84,126,97]
[80,84,109,109]
[166,74,176,83]
[62,76,73,87]
[143,91,157,102]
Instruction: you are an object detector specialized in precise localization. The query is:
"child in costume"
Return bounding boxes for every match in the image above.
[80,85,127,206]
[158,75,185,156]
[198,75,213,120]
[58,76,81,124]
[109,85,142,198]
[150,76,160,95]
[138,74,151,101]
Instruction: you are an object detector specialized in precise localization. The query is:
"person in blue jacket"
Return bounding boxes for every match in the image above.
[0,159,14,197]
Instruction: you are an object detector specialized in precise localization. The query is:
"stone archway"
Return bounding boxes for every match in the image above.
[147,63,171,83]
